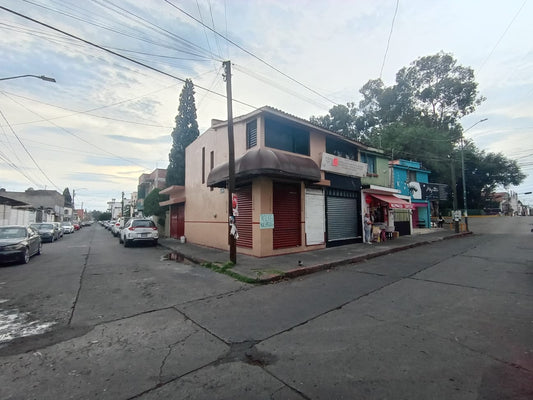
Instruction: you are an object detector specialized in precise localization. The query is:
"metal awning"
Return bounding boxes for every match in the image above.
[207,148,321,187]
[370,193,414,209]
[159,185,185,206]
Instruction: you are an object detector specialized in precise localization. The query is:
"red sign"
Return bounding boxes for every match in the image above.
[232,193,239,216]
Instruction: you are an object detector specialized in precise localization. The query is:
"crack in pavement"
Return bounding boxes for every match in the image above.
[67,228,95,326]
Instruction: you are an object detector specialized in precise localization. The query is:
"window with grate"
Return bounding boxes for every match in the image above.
[246,119,257,149]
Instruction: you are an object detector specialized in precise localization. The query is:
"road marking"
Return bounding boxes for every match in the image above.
[0,308,56,344]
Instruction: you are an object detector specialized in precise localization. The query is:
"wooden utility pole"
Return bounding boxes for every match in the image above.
[223,60,237,263]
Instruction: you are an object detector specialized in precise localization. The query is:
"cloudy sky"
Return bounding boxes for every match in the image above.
[1,0,532,211]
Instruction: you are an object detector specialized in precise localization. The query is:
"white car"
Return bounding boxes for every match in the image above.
[61,221,75,234]
[119,218,158,247]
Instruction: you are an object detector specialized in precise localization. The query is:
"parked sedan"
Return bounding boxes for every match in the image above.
[30,223,59,242]
[61,221,75,234]
[0,225,42,265]
[119,218,158,247]
[53,222,64,239]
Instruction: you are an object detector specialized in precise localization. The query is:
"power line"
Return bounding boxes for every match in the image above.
[0,5,258,110]
[380,0,399,80]
[163,0,339,106]
[0,108,60,190]
[478,0,527,71]
[1,91,153,171]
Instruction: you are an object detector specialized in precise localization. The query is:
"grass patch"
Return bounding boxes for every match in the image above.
[201,261,261,284]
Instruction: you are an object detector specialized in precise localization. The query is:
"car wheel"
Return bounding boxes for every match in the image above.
[37,242,42,255]
[124,239,129,247]
[119,235,123,244]
[153,240,158,246]
[21,248,30,264]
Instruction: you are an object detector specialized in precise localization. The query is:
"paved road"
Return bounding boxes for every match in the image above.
[0,217,532,399]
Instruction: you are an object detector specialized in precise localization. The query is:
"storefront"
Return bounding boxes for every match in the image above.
[363,186,414,237]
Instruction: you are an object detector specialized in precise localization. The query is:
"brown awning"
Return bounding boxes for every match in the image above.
[207,148,321,187]
[370,194,414,209]
[159,185,185,206]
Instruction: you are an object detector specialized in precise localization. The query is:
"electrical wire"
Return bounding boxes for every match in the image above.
[163,0,339,106]
[0,5,258,111]
[0,108,60,190]
[380,0,399,80]
[1,92,154,171]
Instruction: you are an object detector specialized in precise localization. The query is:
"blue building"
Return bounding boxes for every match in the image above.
[390,160,431,229]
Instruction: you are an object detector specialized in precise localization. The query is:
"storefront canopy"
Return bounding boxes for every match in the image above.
[207,148,321,188]
[370,193,414,209]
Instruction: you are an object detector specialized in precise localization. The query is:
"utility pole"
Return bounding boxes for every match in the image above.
[450,156,460,233]
[223,60,236,264]
[121,191,125,218]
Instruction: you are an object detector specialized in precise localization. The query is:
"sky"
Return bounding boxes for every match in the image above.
[0,0,532,211]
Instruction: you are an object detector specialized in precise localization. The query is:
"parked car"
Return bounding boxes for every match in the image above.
[73,222,81,231]
[119,218,158,247]
[30,223,59,242]
[107,220,116,231]
[61,221,75,234]
[111,217,129,237]
[0,225,42,265]
[53,222,64,239]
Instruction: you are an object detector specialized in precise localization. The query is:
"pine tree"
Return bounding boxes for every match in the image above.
[166,79,199,186]
[63,188,72,207]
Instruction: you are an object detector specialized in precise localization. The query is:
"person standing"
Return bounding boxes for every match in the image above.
[364,213,373,244]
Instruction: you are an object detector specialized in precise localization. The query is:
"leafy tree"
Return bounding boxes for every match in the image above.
[63,188,72,207]
[310,52,525,209]
[460,144,525,209]
[166,79,199,186]
[143,189,169,226]
[97,211,111,221]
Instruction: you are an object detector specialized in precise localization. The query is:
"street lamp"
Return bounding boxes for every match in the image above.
[0,74,56,82]
[461,118,488,231]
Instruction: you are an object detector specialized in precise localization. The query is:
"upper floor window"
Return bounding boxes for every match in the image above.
[246,119,257,149]
[360,152,376,174]
[264,117,309,156]
[326,137,358,160]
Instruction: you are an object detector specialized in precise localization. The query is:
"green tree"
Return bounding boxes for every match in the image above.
[166,79,199,186]
[310,51,524,209]
[63,188,72,207]
[143,189,169,226]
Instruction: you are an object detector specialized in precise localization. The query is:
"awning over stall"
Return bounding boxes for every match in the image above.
[207,148,321,188]
[370,193,414,209]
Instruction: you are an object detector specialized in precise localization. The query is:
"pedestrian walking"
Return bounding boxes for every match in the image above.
[438,214,445,228]
[364,213,373,244]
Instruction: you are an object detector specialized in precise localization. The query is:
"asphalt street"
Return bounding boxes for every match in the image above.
[0,216,532,399]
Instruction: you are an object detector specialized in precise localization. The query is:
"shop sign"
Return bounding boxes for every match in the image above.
[260,213,274,229]
[321,152,367,178]
[420,183,449,200]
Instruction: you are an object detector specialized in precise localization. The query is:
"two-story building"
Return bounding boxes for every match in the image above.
[390,159,431,231]
[167,106,389,257]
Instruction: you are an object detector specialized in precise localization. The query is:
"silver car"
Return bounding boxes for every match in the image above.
[119,218,158,247]
[30,223,58,242]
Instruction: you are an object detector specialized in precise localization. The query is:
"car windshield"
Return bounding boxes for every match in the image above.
[132,220,155,228]
[61,222,71,226]
[32,223,54,230]
[0,227,26,239]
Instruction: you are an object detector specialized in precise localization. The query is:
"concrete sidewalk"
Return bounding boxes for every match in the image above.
[159,227,471,283]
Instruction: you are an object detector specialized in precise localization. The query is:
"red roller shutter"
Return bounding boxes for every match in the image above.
[235,186,252,248]
[273,182,301,249]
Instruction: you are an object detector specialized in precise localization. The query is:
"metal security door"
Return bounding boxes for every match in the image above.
[273,182,301,249]
[235,186,252,248]
[326,190,358,242]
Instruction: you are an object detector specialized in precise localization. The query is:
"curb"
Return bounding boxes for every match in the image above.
[267,231,473,283]
[160,231,473,284]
